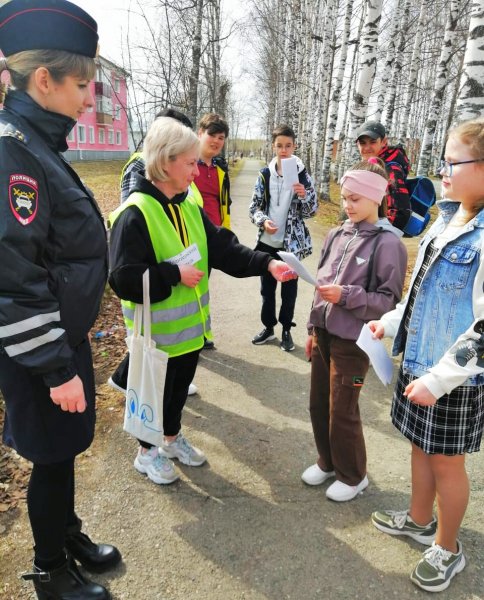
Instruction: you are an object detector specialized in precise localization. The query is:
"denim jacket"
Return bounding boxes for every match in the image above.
[380,201,484,399]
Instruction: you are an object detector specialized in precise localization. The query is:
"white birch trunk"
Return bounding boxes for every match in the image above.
[455,0,484,122]
[188,0,204,126]
[320,0,354,199]
[382,0,411,131]
[311,0,336,179]
[398,0,429,142]
[373,3,401,122]
[348,0,383,163]
[417,0,460,175]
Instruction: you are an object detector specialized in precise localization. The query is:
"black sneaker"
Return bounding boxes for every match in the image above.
[252,327,276,345]
[280,330,295,352]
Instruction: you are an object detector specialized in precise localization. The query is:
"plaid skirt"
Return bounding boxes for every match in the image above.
[392,366,484,455]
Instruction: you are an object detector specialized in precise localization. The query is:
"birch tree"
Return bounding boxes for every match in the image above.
[320,0,354,199]
[348,0,383,163]
[373,3,402,122]
[455,0,484,121]
[398,0,429,142]
[188,0,205,125]
[382,0,411,131]
[417,0,461,175]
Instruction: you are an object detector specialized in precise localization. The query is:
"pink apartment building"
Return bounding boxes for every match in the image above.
[65,55,130,161]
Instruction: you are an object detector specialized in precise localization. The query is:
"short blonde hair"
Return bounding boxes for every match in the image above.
[144,117,200,182]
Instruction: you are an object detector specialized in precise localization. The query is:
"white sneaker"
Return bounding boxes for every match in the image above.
[187,383,198,396]
[133,447,179,484]
[326,475,369,502]
[301,464,335,486]
[107,376,126,394]
[160,433,206,466]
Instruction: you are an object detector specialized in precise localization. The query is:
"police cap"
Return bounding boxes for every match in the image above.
[0,0,98,58]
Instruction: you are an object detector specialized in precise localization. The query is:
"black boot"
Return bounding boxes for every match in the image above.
[65,520,121,573]
[22,556,110,600]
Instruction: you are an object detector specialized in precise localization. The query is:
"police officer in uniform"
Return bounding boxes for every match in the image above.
[0,1,120,598]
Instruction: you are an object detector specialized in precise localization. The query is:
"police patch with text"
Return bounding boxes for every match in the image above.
[9,174,38,226]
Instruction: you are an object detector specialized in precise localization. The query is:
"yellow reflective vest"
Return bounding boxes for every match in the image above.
[109,192,212,357]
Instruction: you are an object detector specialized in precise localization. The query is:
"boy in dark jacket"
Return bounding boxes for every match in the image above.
[355,121,412,231]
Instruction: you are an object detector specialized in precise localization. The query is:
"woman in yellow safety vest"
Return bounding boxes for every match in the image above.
[109,116,296,486]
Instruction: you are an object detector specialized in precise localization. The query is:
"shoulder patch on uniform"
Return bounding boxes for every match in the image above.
[9,174,38,226]
[0,122,28,144]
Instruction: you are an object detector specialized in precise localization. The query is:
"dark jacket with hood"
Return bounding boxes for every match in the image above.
[308,218,407,341]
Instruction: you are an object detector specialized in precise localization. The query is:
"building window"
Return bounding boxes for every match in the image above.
[116,131,122,145]
[108,129,114,145]
[99,128,105,144]
[77,124,86,144]
[89,126,95,144]
[114,78,120,93]
[115,104,121,120]
[67,129,75,142]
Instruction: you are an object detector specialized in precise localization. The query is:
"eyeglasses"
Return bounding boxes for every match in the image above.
[438,158,484,177]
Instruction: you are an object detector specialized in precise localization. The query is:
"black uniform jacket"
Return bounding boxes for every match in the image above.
[0,91,107,388]
[109,175,272,304]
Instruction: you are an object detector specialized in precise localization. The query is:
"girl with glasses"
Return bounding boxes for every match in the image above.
[368,118,484,592]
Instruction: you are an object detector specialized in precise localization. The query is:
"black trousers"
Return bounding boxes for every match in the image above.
[27,458,79,570]
[255,241,298,330]
[138,349,201,447]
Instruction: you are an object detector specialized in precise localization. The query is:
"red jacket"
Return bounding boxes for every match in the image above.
[379,144,412,231]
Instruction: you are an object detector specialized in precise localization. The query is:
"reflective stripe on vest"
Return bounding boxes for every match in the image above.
[109,192,212,357]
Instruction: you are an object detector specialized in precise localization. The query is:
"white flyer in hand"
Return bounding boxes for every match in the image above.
[278,251,317,286]
[356,324,394,386]
[281,156,299,192]
[165,243,201,266]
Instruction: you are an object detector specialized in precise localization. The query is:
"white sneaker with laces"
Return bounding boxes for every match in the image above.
[107,376,126,394]
[326,475,368,501]
[133,446,179,484]
[187,383,198,396]
[160,433,206,466]
[301,464,335,486]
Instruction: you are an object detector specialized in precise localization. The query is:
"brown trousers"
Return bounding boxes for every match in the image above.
[309,327,370,485]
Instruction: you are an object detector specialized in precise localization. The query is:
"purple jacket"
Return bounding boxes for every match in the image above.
[308,218,407,341]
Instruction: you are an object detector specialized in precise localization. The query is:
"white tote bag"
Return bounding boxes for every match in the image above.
[123,269,168,447]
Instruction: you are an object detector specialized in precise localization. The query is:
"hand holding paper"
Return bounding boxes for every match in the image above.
[268,259,298,282]
[281,157,299,192]
[356,324,394,386]
[278,251,317,286]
